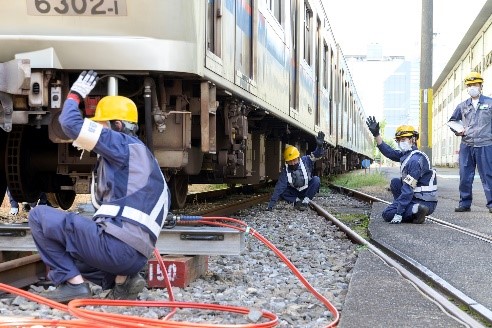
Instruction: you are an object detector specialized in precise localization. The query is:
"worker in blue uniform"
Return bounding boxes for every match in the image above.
[366,117,437,224]
[6,188,49,215]
[267,132,325,211]
[28,70,170,303]
[448,71,492,213]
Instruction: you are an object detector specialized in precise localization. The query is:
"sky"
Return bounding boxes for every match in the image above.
[324,0,488,118]
[326,0,487,80]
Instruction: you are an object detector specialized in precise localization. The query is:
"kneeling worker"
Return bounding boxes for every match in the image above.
[366,116,437,224]
[28,70,170,303]
[267,132,325,211]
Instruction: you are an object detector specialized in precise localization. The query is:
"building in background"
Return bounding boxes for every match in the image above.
[345,43,421,165]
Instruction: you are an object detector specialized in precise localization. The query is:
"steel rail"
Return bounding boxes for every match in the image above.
[310,199,484,327]
[0,254,44,289]
[324,184,492,326]
[329,184,492,244]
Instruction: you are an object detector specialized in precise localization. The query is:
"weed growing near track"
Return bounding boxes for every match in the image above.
[326,170,388,189]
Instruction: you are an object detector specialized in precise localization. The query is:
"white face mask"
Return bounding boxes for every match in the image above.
[398,140,412,152]
[467,85,481,98]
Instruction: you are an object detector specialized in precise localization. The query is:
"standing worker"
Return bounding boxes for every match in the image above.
[28,70,170,303]
[267,131,325,211]
[366,117,437,224]
[448,71,492,213]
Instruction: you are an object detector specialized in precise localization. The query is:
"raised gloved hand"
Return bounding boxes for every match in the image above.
[316,131,325,147]
[366,116,380,137]
[70,70,98,99]
[390,214,403,224]
[9,207,18,215]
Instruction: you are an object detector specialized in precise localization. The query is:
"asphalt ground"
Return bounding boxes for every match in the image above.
[339,166,491,328]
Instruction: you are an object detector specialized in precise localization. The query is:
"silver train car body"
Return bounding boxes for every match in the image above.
[432,1,492,167]
[0,0,372,209]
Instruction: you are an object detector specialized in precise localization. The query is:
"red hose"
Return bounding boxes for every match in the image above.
[0,216,339,327]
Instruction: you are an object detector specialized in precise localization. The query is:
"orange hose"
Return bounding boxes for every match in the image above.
[0,215,339,327]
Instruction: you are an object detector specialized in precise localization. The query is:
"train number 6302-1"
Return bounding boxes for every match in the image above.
[27,0,127,16]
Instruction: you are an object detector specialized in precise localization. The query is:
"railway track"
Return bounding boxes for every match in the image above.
[0,187,357,326]
[3,180,488,326]
[0,187,272,290]
[329,184,492,327]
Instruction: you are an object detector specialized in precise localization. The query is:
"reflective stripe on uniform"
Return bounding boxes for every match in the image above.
[403,174,418,188]
[73,118,103,151]
[94,184,168,238]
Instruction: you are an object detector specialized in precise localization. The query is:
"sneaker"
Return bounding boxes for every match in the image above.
[454,206,471,212]
[41,282,91,304]
[106,273,146,300]
[412,205,429,224]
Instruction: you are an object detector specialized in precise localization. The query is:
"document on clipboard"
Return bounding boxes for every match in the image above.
[446,120,464,133]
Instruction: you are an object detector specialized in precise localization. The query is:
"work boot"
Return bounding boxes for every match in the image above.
[41,282,91,304]
[106,273,146,300]
[412,205,429,224]
[454,206,471,212]
[294,201,306,211]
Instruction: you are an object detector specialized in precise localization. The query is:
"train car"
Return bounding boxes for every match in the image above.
[0,0,372,209]
[432,1,492,167]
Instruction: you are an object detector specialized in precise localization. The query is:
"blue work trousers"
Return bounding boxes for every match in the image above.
[458,143,492,209]
[28,205,147,289]
[382,178,437,222]
[280,176,321,203]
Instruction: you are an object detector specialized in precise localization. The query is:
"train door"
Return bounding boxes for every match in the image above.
[289,0,298,112]
[315,16,321,127]
[329,48,335,138]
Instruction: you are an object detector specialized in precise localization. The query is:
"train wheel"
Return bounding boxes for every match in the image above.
[0,129,7,204]
[169,175,188,209]
[5,126,42,202]
[46,191,76,210]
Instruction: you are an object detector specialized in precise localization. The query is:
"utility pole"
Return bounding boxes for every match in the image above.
[420,0,433,160]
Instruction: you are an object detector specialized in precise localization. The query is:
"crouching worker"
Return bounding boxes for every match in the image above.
[366,116,437,224]
[267,132,325,211]
[28,70,170,303]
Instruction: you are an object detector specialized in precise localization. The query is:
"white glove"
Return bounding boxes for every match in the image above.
[70,70,98,99]
[9,207,18,215]
[390,214,403,224]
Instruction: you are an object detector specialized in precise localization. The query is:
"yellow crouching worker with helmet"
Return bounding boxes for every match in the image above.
[267,132,325,211]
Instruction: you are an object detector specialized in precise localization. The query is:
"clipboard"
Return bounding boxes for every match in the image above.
[446,121,464,133]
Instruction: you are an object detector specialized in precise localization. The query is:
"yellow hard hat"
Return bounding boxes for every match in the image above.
[284,145,300,161]
[92,96,138,123]
[395,125,419,140]
[464,72,483,85]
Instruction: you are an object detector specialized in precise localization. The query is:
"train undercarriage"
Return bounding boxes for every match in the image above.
[0,59,365,210]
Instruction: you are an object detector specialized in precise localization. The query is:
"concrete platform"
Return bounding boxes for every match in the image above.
[339,250,463,328]
[339,166,489,328]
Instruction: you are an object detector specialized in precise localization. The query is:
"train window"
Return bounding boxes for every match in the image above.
[266,0,281,23]
[303,3,312,65]
[236,0,254,79]
[323,43,328,90]
[207,0,222,57]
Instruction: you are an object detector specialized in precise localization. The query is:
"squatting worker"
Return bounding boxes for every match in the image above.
[448,71,492,213]
[267,131,325,211]
[366,116,437,224]
[28,70,171,303]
